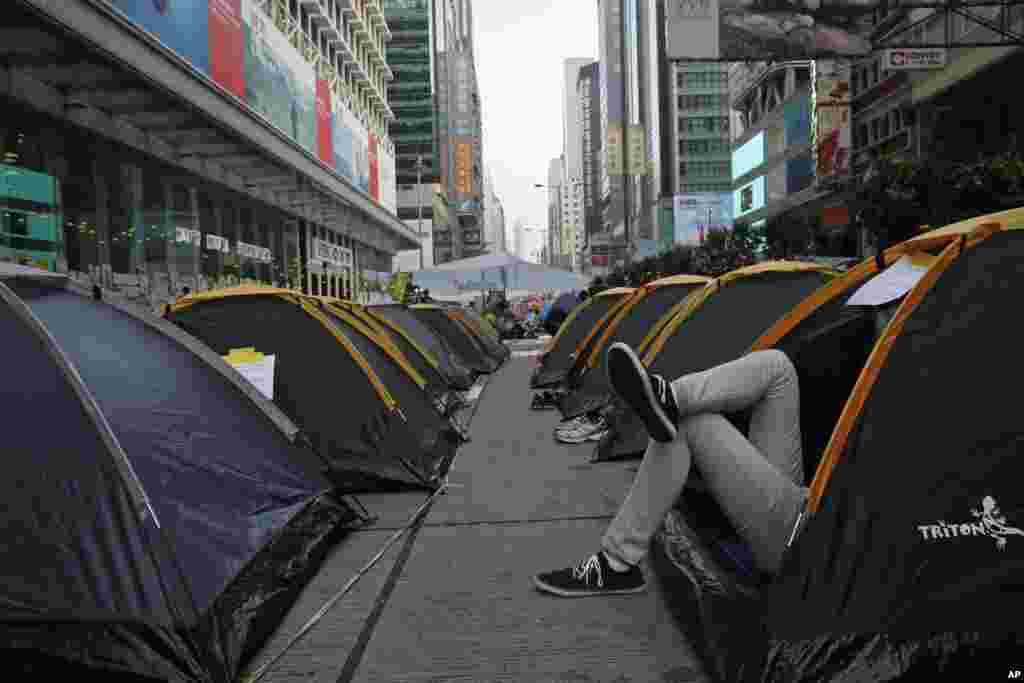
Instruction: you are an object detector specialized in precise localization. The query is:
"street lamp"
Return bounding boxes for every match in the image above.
[415,155,428,270]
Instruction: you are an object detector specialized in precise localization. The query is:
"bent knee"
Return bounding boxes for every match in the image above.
[756,349,796,377]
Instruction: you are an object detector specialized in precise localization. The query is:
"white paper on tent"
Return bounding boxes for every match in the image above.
[846,255,930,307]
[224,349,276,400]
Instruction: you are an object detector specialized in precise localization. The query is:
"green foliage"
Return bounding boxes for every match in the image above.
[599,229,757,286]
[387,271,411,302]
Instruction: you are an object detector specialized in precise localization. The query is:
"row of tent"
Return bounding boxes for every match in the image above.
[0,268,507,682]
[530,208,1024,681]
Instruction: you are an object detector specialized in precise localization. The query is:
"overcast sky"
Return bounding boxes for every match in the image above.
[474,2,597,261]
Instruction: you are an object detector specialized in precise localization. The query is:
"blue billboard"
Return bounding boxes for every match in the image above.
[786,152,815,193]
[784,97,812,148]
[112,0,211,74]
[734,176,766,218]
[673,193,734,245]
[732,132,765,181]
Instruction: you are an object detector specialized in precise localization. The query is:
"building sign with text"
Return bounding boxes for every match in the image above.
[883,48,947,70]
[313,239,353,268]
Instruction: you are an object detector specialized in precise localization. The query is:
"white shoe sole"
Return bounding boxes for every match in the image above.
[533,575,647,597]
[606,343,677,443]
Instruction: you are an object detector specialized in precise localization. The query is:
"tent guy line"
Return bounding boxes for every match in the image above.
[243,482,453,683]
[244,371,495,683]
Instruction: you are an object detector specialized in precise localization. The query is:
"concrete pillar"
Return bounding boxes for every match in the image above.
[189,187,202,290]
[162,181,179,297]
[91,148,112,287]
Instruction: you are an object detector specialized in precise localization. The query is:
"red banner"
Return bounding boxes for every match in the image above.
[316,80,334,167]
[208,0,245,99]
[369,133,380,201]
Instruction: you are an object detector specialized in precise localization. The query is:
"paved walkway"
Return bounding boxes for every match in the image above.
[248,355,709,683]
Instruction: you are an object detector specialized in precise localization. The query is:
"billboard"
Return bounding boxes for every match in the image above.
[378,145,397,214]
[115,1,390,205]
[784,96,811,147]
[369,134,380,202]
[674,193,734,245]
[627,125,647,175]
[607,124,624,175]
[812,61,851,180]
[331,92,355,183]
[209,0,246,98]
[316,79,334,167]
[666,0,878,61]
[786,151,815,193]
[112,0,212,74]
[243,0,316,155]
[734,176,766,218]
[454,137,473,196]
[732,131,765,180]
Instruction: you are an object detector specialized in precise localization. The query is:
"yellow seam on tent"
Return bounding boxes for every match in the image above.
[325,301,403,355]
[573,294,636,368]
[806,221,1006,514]
[642,283,714,364]
[638,286,707,355]
[326,304,428,389]
[586,289,650,368]
[597,287,637,297]
[748,258,882,353]
[299,299,399,414]
[366,310,444,373]
[545,297,596,352]
[646,274,712,288]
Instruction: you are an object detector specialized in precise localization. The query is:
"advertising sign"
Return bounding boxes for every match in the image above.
[331,93,355,182]
[209,0,246,98]
[237,240,272,262]
[607,124,624,175]
[112,0,211,74]
[627,125,647,176]
[313,239,353,267]
[734,176,766,218]
[454,138,473,196]
[813,62,851,180]
[316,79,334,167]
[205,234,232,253]
[665,0,877,61]
[784,96,811,148]
[786,152,815,193]
[369,134,380,202]
[243,0,316,154]
[883,48,947,70]
[673,193,733,245]
[378,145,397,213]
[732,131,765,181]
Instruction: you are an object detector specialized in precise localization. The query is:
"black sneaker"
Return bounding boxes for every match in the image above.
[534,552,646,597]
[606,342,680,443]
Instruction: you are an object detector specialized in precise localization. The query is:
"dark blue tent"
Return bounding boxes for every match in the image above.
[0,265,358,681]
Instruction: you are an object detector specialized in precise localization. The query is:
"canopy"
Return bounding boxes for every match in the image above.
[410,252,588,294]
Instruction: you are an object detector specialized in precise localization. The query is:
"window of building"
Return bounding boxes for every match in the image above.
[871,118,881,142]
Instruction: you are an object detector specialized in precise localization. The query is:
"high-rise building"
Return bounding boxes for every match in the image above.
[597,0,657,268]
[483,168,506,253]
[578,62,602,274]
[434,0,485,264]
[385,0,442,270]
[563,58,592,271]
[729,61,816,249]
[547,157,564,267]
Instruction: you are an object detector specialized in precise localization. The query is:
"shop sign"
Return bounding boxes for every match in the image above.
[883,48,947,70]
[175,227,201,246]
[205,234,232,253]
[237,240,272,263]
[313,238,352,268]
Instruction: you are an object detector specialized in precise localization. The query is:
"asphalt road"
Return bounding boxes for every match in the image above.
[247,356,709,683]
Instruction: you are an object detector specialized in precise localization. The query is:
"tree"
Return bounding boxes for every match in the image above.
[386,272,411,302]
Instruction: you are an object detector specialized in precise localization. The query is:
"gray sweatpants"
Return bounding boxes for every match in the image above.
[601,349,809,574]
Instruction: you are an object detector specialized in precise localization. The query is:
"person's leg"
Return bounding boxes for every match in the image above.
[671,349,803,483]
[599,412,805,575]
